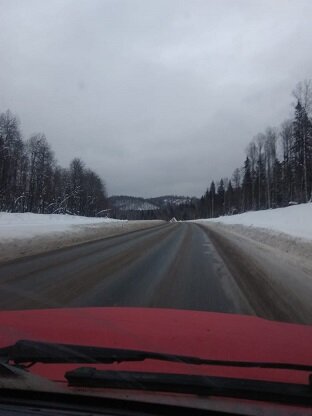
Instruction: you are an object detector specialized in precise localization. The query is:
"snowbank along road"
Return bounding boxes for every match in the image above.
[0,222,311,324]
[0,214,164,263]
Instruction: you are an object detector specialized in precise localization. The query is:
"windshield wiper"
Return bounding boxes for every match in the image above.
[65,368,312,405]
[0,340,311,372]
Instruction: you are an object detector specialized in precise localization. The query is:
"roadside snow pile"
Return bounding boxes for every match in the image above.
[0,212,164,263]
[194,203,312,264]
[0,212,123,240]
[198,203,312,241]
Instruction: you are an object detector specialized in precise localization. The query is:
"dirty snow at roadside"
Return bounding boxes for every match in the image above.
[195,203,312,241]
[0,212,163,263]
[0,212,124,239]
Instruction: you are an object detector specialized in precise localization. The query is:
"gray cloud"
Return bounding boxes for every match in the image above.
[1,0,312,197]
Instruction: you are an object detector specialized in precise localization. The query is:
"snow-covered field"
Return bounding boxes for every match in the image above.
[196,203,312,241]
[0,212,164,263]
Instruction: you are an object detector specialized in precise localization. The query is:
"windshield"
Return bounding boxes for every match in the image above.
[0,0,311,412]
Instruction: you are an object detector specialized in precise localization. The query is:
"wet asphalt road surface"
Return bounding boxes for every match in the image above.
[0,223,311,324]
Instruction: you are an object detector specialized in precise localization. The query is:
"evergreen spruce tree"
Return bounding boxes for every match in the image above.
[242,157,252,211]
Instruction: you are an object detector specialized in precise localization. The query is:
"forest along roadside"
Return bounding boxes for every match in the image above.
[195,222,312,324]
[0,218,165,264]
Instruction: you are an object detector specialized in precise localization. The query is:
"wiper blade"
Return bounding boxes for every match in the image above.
[65,368,312,405]
[1,340,311,372]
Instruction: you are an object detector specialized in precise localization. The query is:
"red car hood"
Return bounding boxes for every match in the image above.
[0,307,311,386]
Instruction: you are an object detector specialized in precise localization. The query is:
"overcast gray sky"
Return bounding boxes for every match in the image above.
[1,0,312,197]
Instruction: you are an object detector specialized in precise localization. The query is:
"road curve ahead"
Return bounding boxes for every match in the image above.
[0,223,311,324]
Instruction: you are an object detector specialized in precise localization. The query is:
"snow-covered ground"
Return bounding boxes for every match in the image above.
[194,203,312,266]
[196,203,312,241]
[0,212,123,239]
[0,212,164,263]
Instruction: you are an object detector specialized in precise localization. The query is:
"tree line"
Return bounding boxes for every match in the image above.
[2,79,311,221]
[198,80,312,219]
[0,110,108,216]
